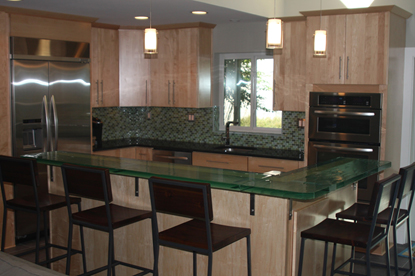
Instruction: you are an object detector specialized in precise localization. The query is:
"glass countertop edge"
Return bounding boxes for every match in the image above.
[22,152,391,200]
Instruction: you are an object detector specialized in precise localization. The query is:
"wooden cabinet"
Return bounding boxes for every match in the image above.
[119,30,150,106]
[305,12,389,85]
[192,152,248,171]
[273,20,306,112]
[150,26,212,108]
[91,27,119,107]
[248,157,299,173]
[94,147,135,159]
[135,147,153,161]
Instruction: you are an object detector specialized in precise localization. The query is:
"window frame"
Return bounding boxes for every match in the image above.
[218,53,282,134]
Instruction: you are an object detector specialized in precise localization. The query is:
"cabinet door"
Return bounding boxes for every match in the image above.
[248,157,299,173]
[192,152,248,171]
[90,28,119,107]
[344,13,388,85]
[150,29,178,107]
[306,15,346,84]
[99,28,119,107]
[94,147,135,159]
[136,147,153,161]
[119,30,150,106]
[273,21,306,112]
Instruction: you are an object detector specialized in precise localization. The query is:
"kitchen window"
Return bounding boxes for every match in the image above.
[219,53,282,134]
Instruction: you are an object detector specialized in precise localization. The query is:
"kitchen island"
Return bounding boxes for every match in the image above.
[23,152,390,276]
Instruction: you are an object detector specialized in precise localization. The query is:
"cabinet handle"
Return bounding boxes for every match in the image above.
[100,80,104,104]
[346,56,350,80]
[259,165,284,170]
[168,80,171,104]
[173,81,176,105]
[339,57,342,80]
[96,80,99,105]
[207,160,229,164]
[145,80,148,105]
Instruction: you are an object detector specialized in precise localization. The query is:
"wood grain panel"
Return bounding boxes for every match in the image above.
[192,152,248,171]
[10,14,91,42]
[135,147,153,161]
[248,157,299,173]
[273,20,306,112]
[119,30,150,106]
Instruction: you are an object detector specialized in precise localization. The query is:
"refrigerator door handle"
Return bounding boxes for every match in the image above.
[50,95,58,151]
[42,95,51,152]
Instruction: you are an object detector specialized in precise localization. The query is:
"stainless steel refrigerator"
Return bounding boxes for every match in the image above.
[10,37,91,242]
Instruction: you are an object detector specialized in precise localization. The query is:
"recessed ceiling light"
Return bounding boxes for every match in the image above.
[192,11,207,15]
[7,0,22,1]
[135,16,149,20]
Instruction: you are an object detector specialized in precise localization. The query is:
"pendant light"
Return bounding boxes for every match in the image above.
[266,0,283,49]
[313,0,326,56]
[144,0,157,55]
[340,0,374,9]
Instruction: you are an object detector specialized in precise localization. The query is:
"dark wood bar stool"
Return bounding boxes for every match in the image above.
[0,155,85,271]
[148,177,252,276]
[61,163,153,276]
[336,162,415,276]
[297,174,401,276]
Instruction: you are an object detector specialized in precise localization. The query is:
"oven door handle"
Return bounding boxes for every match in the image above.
[314,110,375,117]
[313,144,374,153]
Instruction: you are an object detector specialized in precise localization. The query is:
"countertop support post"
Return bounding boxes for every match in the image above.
[289,199,293,220]
[250,193,255,216]
[135,177,139,197]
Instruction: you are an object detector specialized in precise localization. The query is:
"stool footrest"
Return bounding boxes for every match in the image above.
[78,260,153,276]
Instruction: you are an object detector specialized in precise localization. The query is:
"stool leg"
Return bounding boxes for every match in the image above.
[66,221,73,275]
[366,246,371,276]
[1,207,7,252]
[393,224,399,276]
[193,252,197,276]
[35,213,41,264]
[207,252,212,276]
[111,232,116,276]
[298,238,305,276]
[43,211,50,268]
[108,231,114,276]
[349,246,355,274]
[322,242,328,276]
[407,218,414,276]
[246,235,252,276]
[385,236,391,276]
[331,243,337,276]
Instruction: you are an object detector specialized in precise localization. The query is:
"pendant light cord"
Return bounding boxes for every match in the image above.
[319,0,322,29]
[274,0,276,18]
[150,0,152,28]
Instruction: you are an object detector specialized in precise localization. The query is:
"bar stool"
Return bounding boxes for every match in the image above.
[336,162,415,276]
[148,177,252,276]
[61,163,153,276]
[297,174,401,276]
[0,155,86,271]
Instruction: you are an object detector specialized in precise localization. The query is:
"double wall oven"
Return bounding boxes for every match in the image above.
[308,92,382,201]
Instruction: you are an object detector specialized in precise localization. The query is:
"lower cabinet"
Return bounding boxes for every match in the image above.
[248,157,299,173]
[135,147,153,161]
[192,152,248,171]
[94,147,153,161]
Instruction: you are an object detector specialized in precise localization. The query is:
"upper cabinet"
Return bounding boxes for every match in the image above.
[119,29,150,106]
[273,20,306,112]
[305,12,389,85]
[119,25,213,108]
[91,27,119,107]
[150,26,213,108]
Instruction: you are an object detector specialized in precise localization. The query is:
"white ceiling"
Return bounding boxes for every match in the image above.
[0,0,267,27]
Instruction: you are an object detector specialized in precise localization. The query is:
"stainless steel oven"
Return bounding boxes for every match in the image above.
[308,92,382,201]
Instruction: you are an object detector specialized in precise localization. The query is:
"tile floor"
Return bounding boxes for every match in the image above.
[3,240,415,275]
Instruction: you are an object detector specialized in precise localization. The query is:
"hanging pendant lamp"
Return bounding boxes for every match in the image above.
[144,0,157,55]
[266,0,283,49]
[313,0,326,56]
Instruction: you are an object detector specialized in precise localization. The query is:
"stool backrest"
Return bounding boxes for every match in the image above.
[398,162,415,211]
[368,174,401,233]
[61,164,113,203]
[149,177,213,221]
[0,155,39,207]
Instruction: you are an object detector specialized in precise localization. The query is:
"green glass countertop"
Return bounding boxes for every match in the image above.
[22,151,391,200]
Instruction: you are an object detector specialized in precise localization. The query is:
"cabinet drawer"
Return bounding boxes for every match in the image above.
[135,147,153,161]
[192,152,248,171]
[248,157,299,173]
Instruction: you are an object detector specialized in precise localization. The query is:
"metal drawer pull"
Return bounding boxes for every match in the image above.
[314,110,375,117]
[313,145,374,153]
[156,155,189,160]
[207,160,229,164]
[259,165,284,169]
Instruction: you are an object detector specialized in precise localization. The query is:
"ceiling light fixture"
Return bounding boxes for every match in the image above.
[135,16,148,20]
[192,11,207,15]
[266,0,283,49]
[340,0,374,9]
[313,0,326,56]
[144,0,157,55]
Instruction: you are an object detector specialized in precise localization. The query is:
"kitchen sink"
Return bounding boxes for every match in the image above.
[214,146,257,153]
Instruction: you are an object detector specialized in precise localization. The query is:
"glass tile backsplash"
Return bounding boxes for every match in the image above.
[92,106,305,151]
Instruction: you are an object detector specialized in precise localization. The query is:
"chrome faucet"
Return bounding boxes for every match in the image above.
[224,121,239,145]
